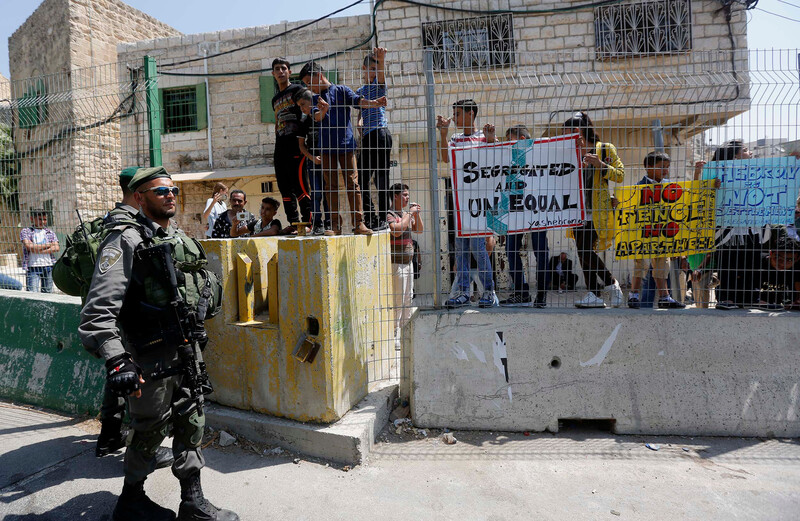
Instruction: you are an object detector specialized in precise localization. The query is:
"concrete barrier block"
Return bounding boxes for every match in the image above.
[411,308,800,437]
[0,290,104,415]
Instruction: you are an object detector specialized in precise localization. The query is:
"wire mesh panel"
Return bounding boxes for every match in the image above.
[0,1,798,386]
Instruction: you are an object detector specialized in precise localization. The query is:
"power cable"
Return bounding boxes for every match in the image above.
[755,7,800,22]
[160,0,629,77]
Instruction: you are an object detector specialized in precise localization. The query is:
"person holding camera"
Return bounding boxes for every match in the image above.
[211,189,256,239]
[202,182,228,238]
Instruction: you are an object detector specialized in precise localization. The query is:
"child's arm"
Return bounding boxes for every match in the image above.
[358,96,387,109]
[252,222,281,237]
[410,203,424,233]
[436,115,451,163]
[297,137,321,165]
[312,98,329,123]
[374,47,387,85]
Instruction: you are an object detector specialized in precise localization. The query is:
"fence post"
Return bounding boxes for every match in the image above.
[651,118,664,152]
[424,49,442,308]
[144,55,162,167]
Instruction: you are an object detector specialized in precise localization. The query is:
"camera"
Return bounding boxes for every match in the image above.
[236,212,247,221]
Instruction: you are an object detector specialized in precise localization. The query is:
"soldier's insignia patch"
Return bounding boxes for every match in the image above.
[98,246,122,274]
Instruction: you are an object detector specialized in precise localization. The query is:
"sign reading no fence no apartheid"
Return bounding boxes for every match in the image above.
[701,157,800,228]
[614,180,717,259]
[450,135,584,237]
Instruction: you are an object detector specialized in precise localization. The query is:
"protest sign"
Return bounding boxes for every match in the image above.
[450,135,584,237]
[701,156,800,227]
[614,180,716,259]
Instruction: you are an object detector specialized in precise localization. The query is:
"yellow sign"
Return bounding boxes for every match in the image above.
[614,180,716,259]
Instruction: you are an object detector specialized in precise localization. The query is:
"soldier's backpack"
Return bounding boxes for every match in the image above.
[52,210,138,302]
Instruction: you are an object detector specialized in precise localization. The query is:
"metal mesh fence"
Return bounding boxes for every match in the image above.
[0,43,798,383]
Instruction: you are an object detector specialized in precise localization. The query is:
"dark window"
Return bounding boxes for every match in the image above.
[422,14,514,71]
[163,87,198,133]
[595,0,692,59]
[261,181,275,193]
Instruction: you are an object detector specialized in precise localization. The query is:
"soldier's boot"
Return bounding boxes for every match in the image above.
[155,446,175,469]
[178,471,239,521]
[96,418,125,457]
[112,480,176,521]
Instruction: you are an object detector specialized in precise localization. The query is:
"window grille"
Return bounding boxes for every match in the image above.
[163,86,198,133]
[261,181,275,193]
[595,0,692,59]
[422,13,514,71]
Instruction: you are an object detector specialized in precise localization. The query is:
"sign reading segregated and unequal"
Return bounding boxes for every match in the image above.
[614,180,717,259]
[702,157,800,228]
[450,135,585,237]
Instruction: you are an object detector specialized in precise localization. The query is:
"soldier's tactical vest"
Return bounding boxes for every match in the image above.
[121,222,222,354]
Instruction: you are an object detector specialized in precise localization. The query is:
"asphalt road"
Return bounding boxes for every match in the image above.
[1,401,799,520]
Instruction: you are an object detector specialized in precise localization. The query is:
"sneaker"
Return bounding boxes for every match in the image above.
[575,292,606,308]
[445,293,470,309]
[627,296,641,309]
[499,294,531,307]
[755,301,784,311]
[658,296,686,309]
[532,292,547,308]
[605,280,623,308]
[478,290,499,308]
[715,300,739,310]
[311,223,324,236]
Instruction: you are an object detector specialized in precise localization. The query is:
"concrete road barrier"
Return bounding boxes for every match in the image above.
[410,307,800,437]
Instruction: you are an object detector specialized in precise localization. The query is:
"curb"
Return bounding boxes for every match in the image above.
[204,383,398,466]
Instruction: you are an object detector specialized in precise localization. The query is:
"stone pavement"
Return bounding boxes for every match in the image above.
[1,401,799,520]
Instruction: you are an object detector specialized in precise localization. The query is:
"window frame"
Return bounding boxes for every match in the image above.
[158,84,207,134]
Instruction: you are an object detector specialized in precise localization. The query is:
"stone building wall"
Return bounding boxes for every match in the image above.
[7,0,180,231]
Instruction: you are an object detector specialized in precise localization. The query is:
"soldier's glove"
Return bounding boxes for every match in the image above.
[105,354,143,396]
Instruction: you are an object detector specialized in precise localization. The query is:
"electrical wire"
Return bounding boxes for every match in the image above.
[755,7,800,22]
[159,0,366,68]
[160,0,629,77]
[775,0,800,9]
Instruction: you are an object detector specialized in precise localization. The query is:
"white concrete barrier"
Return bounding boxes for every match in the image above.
[410,308,800,437]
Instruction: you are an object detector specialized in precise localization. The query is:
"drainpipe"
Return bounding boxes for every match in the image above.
[204,49,214,169]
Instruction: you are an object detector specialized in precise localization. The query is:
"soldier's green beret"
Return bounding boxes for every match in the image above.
[120,166,140,182]
[128,166,171,191]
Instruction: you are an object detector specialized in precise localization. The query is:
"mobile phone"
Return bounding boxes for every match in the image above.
[219,193,227,201]
[236,212,247,221]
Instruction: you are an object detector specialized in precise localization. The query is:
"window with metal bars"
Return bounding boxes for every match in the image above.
[161,84,207,133]
[422,14,514,71]
[594,0,692,59]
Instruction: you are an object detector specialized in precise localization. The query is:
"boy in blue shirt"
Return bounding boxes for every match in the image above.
[299,61,387,236]
[357,47,392,231]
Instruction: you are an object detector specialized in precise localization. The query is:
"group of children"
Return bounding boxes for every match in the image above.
[269,49,391,237]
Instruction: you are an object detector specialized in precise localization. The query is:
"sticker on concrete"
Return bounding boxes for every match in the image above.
[493,331,509,383]
[451,344,469,361]
[580,323,622,367]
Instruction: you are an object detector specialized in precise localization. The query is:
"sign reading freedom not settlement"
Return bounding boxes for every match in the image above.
[614,180,717,259]
[450,135,585,237]
[701,157,800,228]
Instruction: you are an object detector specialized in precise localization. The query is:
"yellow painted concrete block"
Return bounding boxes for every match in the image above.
[200,234,393,423]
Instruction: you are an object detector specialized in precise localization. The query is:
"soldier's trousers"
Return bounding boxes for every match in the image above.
[124,348,205,485]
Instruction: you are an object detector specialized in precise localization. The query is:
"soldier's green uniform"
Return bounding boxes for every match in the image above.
[80,167,236,521]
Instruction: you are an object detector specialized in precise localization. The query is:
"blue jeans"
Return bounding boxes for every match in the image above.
[0,273,22,290]
[505,231,550,297]
[309,161,330,227]
[26,266,53,293]
[454,237,494,293]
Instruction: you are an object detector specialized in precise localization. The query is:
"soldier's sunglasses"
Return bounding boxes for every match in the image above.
[139,186,180,197]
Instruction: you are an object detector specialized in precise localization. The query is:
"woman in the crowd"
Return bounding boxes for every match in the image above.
[563,111,625,308]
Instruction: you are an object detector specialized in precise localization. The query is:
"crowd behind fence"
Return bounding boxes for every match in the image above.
[0,48,798,346]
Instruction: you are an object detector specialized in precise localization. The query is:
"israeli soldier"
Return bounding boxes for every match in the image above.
[79,167,237,521]
[95,167,174,476]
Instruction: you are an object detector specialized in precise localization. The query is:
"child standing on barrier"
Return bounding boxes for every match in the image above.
[294,87,332,235]
[626,151,685,309]
[357,47,392,231]
[299,61,387,236]
[437,99,498,308]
